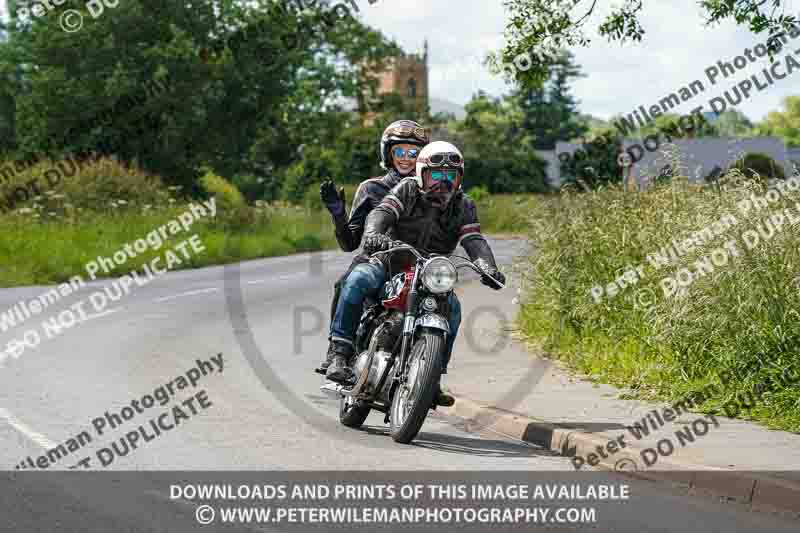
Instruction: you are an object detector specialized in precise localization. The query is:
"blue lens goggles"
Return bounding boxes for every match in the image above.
[393,147,420,160]
[430,169,459,182]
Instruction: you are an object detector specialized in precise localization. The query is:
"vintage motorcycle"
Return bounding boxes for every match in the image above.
[323,241,504,444]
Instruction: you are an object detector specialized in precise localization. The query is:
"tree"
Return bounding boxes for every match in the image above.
[452,92,549,193]
[560,128,622,188]
[0,0,398,191]
[513,50,587,150]
[632,112,718,138]
[492,0,800,84]
[715,109,754,137]
[756,96,800,147]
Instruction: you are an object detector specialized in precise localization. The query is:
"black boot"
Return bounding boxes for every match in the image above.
[314,343,337,375]
[433,387,456,407]
[434,376,455,407]
[325,341,355,383]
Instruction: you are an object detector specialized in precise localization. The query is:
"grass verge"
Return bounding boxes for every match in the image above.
[518,175,800,432]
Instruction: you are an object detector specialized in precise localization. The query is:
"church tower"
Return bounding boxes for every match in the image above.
[361,41,429,123]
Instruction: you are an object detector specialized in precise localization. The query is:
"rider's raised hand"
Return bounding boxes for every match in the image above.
[320,180,345,218]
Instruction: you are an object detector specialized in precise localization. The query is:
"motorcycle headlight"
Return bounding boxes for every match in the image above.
[421,257,457,294]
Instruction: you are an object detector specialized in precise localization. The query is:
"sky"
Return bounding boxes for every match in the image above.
[354,0,800,122]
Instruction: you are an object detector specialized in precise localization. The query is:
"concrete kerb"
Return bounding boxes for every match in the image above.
[447,393,800,516]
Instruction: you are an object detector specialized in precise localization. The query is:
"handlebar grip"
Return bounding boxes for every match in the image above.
[482,274,505,290]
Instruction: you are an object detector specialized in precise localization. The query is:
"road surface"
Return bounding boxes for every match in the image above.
[0,238,796,532]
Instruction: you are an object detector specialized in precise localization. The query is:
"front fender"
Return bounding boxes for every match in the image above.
[414,313,450,334]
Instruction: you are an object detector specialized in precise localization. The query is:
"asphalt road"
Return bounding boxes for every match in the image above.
[0,238,797,532]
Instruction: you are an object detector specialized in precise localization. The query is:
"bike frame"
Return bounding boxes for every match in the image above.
[369,242,504,397]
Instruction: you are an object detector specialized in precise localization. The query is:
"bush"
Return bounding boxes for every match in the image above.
[730,152,786,183]
[231,173,281,203]
[303,182,324,211]
[467,185,490,203]
[560,136,623,189]
[0,155,170,215]
[199,169,253,228]
[281,146,340,203]
[200,169,245,209]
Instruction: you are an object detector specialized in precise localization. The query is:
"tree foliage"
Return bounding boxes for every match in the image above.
[452,92,550,194]
[493,0,799,84]
[513,50,587,150]
[0,0,399,192]
[756,96,800,147]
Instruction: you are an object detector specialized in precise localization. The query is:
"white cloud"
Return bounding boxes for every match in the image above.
[355,0,800,121]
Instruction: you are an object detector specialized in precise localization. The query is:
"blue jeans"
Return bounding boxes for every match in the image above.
[330,262,462,372]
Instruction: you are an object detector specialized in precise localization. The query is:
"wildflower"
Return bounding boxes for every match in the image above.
[117,199,128,205]
[17,207,33,214]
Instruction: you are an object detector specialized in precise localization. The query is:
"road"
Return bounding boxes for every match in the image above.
[0,238,797,532]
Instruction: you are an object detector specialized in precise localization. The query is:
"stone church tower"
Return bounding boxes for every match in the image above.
[361,41,429,123]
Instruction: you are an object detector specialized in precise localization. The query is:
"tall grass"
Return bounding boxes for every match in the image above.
[519,173,800,431]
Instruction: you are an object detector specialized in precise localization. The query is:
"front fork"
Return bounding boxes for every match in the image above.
[394,262,422,384]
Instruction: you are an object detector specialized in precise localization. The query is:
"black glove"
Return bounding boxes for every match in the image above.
[481,267,506,290]
[362,233,392,254]
[320,180,345,218]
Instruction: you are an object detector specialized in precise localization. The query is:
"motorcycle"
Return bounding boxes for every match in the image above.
[324,241,504,444]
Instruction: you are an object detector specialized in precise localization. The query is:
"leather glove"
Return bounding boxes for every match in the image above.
[362,233,392,254]
[320,180,345,218]
[481,267,506,290]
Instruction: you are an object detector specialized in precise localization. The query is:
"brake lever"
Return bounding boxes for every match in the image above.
[473,258,506,290]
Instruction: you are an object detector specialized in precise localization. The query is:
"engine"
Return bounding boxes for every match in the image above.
[351,312,403,400]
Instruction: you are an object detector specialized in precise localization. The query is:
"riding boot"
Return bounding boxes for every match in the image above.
[434,376,455,407]
[314,342,337,375]
[325,340,355,383]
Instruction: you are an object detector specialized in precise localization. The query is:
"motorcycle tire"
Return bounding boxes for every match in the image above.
[339,394,371,428]
[389,330,444,444]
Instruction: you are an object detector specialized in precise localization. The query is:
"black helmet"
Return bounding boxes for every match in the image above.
[379,119,430,170]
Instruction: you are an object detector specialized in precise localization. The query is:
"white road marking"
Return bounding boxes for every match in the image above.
[82,307,123,321]
[0,408,56,449]
[155,287,220,303]
[247,273,306,285]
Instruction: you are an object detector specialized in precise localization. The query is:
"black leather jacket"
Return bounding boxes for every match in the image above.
[362,177,499,273]
[330,170,405,252]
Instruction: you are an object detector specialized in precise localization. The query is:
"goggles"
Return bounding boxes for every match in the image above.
[429,169,460,183]
[392,146,421,160]
[387,125,430,143]
[428,152,462,167]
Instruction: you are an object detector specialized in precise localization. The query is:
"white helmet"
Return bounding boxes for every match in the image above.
[414,141,465,189]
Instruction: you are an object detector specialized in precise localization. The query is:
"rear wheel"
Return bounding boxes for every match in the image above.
[339,394,371,428]
[389,330,444,444]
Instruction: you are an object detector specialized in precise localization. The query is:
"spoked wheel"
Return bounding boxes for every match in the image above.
[389,330,444,444]
[339,393,371,428]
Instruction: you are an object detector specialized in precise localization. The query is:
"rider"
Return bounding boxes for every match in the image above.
[325,141,506,406]
[316,119,430,373]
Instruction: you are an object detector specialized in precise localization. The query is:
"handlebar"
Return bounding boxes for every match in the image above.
[370,240,505,290]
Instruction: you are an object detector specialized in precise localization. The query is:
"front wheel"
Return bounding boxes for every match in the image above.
[389,330,444,444]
